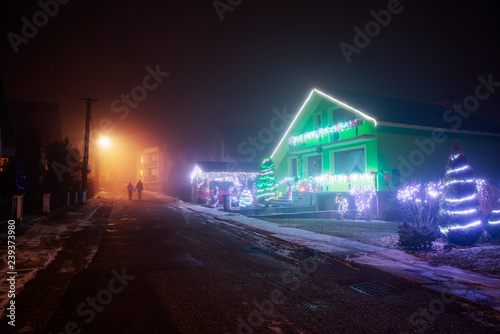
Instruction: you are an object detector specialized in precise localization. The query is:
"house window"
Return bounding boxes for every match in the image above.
[333,109,355,123]
[313,112,322,129]
[140,156,144,164]
[334,148,365,174]
[333,109,344,123]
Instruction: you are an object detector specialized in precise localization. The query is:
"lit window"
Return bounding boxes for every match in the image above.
[334,148,365,174]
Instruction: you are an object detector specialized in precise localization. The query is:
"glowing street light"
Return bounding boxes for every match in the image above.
[98,136,111,148]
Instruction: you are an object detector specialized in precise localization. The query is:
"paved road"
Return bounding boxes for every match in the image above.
[3,188,498,333]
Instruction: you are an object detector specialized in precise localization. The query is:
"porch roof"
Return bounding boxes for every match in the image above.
[195,161,260,173]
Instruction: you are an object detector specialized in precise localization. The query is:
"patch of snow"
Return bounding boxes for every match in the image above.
[0,212,103,321]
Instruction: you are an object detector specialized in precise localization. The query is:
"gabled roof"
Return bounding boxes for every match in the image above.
[270,88,500,166]
[270,89,377,164]
[328,90,500,134]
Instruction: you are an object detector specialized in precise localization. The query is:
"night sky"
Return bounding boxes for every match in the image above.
[1,0,500,157]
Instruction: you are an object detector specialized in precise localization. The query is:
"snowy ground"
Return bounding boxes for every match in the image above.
[260,217,500,277]
[0,203,103,321]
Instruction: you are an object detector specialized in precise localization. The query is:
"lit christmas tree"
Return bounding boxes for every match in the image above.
[239,189,253,207]
[439,140,482,245]
[487,197,500,240]
[256,157,277,203]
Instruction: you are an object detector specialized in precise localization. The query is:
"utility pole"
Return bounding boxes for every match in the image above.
[81,98,98,193]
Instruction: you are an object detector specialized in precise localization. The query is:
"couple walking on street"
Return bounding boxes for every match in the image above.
[127,180,144,200]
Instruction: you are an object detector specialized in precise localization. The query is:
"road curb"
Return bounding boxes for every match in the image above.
[178,202,500,313]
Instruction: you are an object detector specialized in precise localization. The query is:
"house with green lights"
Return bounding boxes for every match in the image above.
[270,89,500,201]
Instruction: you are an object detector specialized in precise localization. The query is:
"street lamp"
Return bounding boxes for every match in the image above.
[98,136,111,148]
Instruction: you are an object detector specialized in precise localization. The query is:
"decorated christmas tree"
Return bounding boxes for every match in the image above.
[239,189,253,207]
[439,140,482,245]
[256,157,277,203]
[487,198,500,239]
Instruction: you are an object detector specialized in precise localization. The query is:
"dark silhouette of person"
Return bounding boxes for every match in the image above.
[127,182,134,200]
[136,180,144,200]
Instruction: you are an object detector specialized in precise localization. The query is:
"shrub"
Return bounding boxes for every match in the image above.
[398,221,436,251]
[397,180,441,251]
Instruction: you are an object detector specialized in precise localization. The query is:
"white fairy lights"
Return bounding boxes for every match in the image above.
[288,119,358,146]
[439,221,482,234]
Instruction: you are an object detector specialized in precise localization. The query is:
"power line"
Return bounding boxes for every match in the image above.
[0,66,85,120]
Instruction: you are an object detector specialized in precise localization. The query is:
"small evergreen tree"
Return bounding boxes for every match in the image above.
[239,189,253,207]
[487,198,500,240]
[439,140,482,245]
[256,157,276,203]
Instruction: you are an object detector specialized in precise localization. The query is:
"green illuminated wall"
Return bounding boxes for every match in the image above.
[271,90,500,196]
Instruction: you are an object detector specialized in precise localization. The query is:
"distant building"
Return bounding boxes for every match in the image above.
[136,146,170,193]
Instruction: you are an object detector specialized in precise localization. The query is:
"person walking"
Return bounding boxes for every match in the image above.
[127,182,134,200]
[135,180,144,200]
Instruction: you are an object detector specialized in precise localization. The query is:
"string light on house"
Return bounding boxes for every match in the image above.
[276,177,295,187]
[288,119,358,146]
[190,164,259,185]
[276,171,379,193]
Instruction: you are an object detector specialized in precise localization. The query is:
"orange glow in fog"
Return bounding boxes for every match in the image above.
[98,136,111,148]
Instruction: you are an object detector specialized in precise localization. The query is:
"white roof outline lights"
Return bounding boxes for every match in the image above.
[314,89,378,126]
[271,90,315,159]
[270,89,377,159]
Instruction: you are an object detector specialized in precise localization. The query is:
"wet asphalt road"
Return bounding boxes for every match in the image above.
[3,188,499,333]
